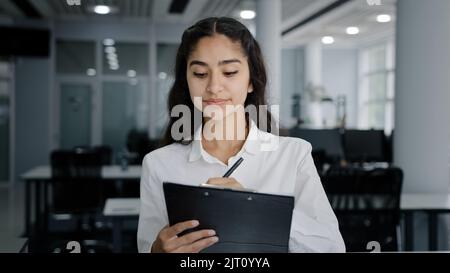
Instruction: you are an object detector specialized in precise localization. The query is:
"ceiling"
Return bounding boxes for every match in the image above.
[0,0,241,22]
[282,0,397,48]
[0,0,397,47]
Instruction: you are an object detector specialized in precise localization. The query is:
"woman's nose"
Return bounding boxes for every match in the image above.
[206,73,223,93]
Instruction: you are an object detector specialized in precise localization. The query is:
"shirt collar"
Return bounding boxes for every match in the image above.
[188,119,262,163]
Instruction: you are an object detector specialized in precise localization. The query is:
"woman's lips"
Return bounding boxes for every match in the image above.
[203,99,229,105]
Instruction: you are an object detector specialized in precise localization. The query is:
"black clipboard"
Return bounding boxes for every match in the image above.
[163,182,295,253]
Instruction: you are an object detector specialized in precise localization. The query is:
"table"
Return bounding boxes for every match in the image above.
[20,165,141,236]
[401,193,450,251]
[102,195,450,253]
[0,237,29,253]
[20,166,450,252]
[103,198,140,253]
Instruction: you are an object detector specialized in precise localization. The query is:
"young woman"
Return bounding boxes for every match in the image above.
[137,17,345,253]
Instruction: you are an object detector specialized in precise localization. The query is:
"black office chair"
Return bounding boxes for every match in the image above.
[311,149,327,176]
[126,129,162,164]
[122,131,161,197]
[384,130,394,164]
[93,145,113,165]
[321,167,403,252]
[49,149,113,253]
[51,149,103,214]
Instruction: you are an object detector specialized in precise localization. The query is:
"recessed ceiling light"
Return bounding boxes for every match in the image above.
[109,61,119,67]
[86,68,96,77]
[103,39,115,46]
[321,36,334,45]
[106,53,118,61]
[158,72,167,80]
[377,14,391,23]
[104,46,116,54]
[346,26,359,35]
[110,64,120,70]
[127,70,137,78]
[94,5,111,15]
[240,10,256,20]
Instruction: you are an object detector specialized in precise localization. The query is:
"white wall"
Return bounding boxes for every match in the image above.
[322,48,358,128]
[394,0,450,194]
[0,20,53,184]
[395,0,450,250]
[14,57,51,181]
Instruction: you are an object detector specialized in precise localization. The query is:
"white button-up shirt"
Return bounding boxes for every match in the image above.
[137,120,346,253]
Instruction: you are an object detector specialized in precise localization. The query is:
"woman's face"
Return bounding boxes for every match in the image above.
[186,34,253,119]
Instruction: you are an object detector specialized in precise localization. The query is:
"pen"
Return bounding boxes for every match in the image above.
[222,157,244,177]
[200,157,255,192]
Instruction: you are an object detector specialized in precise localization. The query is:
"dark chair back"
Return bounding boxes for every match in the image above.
[126,129,162,164]
[49,149,114,253]
[50,149,103,214]
[321,167,403,252]
[93,145,113,165]
[311,149,327,175]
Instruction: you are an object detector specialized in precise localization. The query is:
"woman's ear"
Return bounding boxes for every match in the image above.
[248,83,254,93]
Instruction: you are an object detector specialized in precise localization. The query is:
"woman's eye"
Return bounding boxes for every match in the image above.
[193,72,207,78]
[224,71,238,77]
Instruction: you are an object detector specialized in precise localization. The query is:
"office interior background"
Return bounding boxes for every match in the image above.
[0,0,449,253]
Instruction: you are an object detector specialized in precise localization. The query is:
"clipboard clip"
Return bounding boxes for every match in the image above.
[199,183,257,193]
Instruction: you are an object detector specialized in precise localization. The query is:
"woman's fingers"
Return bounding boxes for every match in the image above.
[161,220,199,240]
[207,177,243,189]
[207,177,227,185]
[165,229,216,251]
[173,236,219,253]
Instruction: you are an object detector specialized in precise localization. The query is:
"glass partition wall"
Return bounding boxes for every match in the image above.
[56,39,150,161]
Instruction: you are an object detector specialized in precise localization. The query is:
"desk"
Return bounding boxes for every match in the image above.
[21,165,141,236]
[401,193,450,251]
[103,198,140,253]
[0,237,29,253]
[103,195,450,253]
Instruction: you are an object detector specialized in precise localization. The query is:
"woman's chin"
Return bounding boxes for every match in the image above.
[203,109,236,121]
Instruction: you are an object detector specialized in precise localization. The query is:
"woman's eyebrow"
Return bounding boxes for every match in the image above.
[189,59,241,67]
[189,60,208,67]
[218,59,241,65]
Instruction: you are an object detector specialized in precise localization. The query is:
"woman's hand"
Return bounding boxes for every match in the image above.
[206,177,244,189]
[151,220,218,253]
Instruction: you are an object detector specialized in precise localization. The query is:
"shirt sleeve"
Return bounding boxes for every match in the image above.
[288,142,346,253]
[137,153,169,253]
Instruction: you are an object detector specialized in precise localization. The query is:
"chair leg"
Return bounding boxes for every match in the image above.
[396,224,402,251]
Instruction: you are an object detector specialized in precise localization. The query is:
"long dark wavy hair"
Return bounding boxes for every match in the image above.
[161,17,274,147]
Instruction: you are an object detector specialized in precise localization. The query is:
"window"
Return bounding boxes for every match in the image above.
[56,40,96,75]
[358,42,395,134]
[102,42,148,76]
[55,39,150,155]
